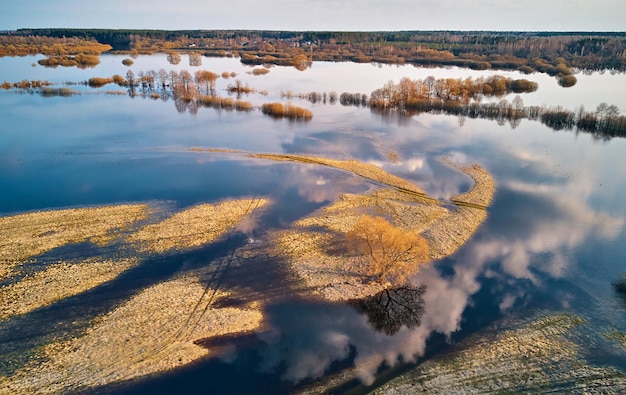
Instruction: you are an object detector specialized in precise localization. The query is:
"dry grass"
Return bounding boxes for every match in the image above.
[0,258,138,321]
[128,198,269,254]
[274,230,383,301]
[442,158,495,208]
[372,314,626,394]
[1,274,263,394]
[0,204,148,279]
[421,206,487,259]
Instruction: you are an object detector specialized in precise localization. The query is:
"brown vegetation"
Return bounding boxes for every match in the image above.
[252,153,429,197]
[0,35,111,57]
[0,258,138,321]
[347,215,429,286]
[227,79,256,94]
[221,71,238,79]
[2,79,51,90]
[6,30,626,84]
[254,152,494,301]
[250,67,270,75]
[87,77,114,87]
[121,58,134,66]
[128,198,269,254]
[261,102,313,120]
[166,51,181,65]
[0,204,147,282]
[558,74,577,87]
[38,53,101,68]
[2,274,263,393]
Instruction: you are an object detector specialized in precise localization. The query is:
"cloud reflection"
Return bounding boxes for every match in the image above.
[246,164,625,387]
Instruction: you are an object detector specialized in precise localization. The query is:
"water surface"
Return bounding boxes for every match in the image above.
[1,54,625,393]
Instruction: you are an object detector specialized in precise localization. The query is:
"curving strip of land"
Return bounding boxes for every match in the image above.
[250,153,432,200]
[260,154,495,301]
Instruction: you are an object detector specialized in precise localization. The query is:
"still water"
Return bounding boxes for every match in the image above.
[1,54,625,393]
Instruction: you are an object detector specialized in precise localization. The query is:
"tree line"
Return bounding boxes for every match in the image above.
[282,75,626,139]
[3,29,625,84]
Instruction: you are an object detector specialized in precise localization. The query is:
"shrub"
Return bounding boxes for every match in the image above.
[112,74,128,86]
[166,52,181,65]
[74,53,100,66]
[122,58,134,66]
[88,77,114,87]
[558,74,577,87]
[261,102,312,120]
[251,67,270,76]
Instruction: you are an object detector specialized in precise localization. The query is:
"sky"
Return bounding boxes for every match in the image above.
[1,0,624,32]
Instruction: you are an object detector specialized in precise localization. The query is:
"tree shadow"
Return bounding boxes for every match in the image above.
[350,284,426,336]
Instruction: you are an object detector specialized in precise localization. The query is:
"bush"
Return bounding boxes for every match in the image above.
[112,74,128,86]
[261,102,312,120]
[558,74,577,87]
[250,67,270,76]
[88,77,114,87]
[122,58,134,66]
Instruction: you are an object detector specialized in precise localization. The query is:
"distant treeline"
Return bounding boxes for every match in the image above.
[288,76,626,139]
[3,29,626,85]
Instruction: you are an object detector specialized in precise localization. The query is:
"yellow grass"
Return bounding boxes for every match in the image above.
[0,258,138,321]
[0,204,148,279]
[128,198,269,254]
[1,274,263,393]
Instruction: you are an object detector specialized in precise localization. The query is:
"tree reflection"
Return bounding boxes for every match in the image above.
[613,272,626,307]
[350,285,426,335]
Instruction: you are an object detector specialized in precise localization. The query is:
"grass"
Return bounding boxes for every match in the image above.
[0,204,148,279]
[2,273,263,393]
[128,198,269,254]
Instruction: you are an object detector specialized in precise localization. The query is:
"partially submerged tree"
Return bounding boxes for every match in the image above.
[347,215,429,286]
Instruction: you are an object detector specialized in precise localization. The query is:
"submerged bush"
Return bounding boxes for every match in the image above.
[261,102,312,120]
[558,74,577,87]
[250,67,270,76]
[88,77,114,87]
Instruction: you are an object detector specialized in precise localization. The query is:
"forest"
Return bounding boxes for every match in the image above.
[2,29,625,86]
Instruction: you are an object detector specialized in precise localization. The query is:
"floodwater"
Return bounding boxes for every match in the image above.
[1,53,625,393]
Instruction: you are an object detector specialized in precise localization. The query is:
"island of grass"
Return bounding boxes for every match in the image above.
[189,150,495,301]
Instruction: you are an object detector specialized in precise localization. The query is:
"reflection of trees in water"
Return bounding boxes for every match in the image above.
[613,272,626,307]
[350,285,426,335]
